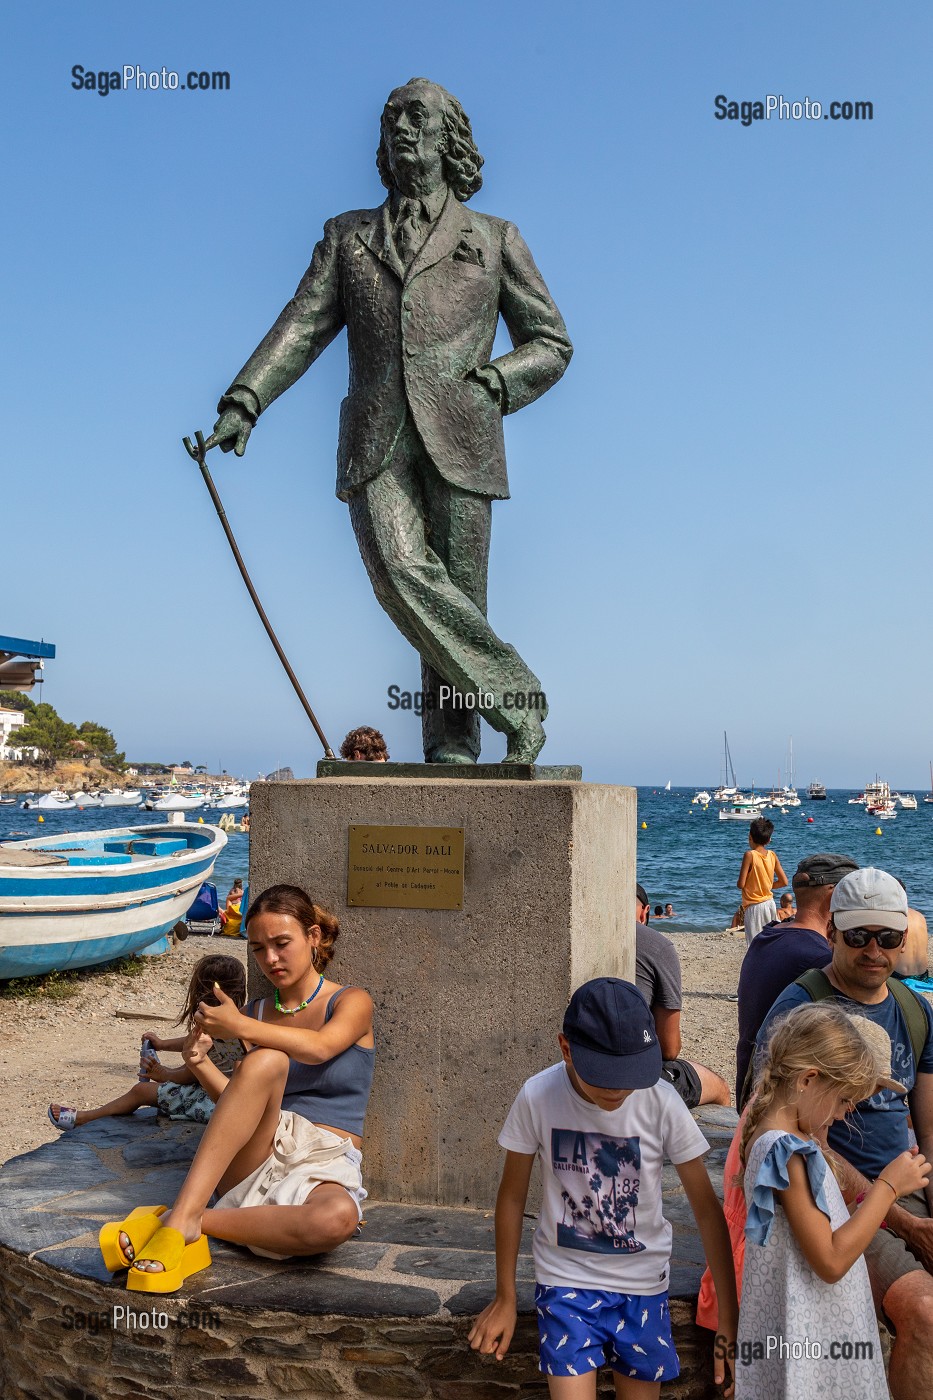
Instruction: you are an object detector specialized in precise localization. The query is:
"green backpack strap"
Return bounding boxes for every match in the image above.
[886,977,929,1074]
[794,966,835,1003]
[794,966,928,1076]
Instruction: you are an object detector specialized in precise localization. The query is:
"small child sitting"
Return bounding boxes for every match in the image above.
[48,954,246,1130]
[469,977,738,1397]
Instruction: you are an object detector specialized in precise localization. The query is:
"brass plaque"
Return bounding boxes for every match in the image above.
[347,825,465,909]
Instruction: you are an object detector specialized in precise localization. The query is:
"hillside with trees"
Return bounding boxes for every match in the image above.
[0,692,126,788]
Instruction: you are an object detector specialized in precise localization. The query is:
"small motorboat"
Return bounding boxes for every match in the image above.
[207,789,249,809]
[99,789,143,808]
[72,791,104,808]
[152,792,205,811]
[0,822,226,979]
[894,793,918,810]
[22,792,76,811]
[719,801,765,821]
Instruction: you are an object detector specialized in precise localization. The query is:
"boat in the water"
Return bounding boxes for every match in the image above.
[207,786,250,810]
[719,795,767,821]
[99,789,143,808]
[0,822,226,979]
[864,779,893,816]
[766,740,801,807]
[807,782,827,800]
[692,790,711,806]
[22,791,77,811]
[713,731,739,802]
[894,792,918,810]
[72,791,104,808]
[150,792,206,811]
[765,785,800,809]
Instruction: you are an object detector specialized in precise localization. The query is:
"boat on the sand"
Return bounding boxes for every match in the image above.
[0,823,226,979]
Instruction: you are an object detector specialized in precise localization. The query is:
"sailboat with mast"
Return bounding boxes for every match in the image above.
[713,731,738,802]
[766,738,801,807]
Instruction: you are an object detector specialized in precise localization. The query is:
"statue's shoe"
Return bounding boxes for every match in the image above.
[426,745,477,765]
[503,718,546,764]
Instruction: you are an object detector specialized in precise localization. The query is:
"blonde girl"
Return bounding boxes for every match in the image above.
[736,1002,931,1399]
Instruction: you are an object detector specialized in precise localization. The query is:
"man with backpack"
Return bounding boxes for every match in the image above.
[754,867,933,1400]
[735,851,859,1106]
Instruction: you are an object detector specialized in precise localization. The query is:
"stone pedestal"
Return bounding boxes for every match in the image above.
[249,777,636,1209]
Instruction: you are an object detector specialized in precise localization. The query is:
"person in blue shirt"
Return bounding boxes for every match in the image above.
[754,868,933,1400]
[735,852,858,1106]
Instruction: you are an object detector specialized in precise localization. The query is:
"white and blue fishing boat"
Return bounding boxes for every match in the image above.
[0,823,226,980]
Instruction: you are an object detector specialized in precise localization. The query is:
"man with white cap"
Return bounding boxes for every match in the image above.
[755,867,933,1399]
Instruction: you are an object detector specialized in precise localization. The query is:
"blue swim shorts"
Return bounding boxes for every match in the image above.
[535,1284,679,1381]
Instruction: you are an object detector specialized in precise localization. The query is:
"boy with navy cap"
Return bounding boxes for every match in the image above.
[470,978,737,1395]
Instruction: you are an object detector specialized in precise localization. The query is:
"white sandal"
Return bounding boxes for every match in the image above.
[48,1104,78,1131]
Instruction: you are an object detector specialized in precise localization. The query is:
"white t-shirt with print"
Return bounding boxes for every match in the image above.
[498,1063,710,1293]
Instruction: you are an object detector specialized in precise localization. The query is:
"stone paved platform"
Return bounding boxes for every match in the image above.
[0,1105,737,1398]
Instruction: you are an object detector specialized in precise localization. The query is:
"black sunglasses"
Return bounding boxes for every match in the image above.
[841,927,906,950]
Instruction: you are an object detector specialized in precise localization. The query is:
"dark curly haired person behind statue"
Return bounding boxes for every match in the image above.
[206,79,572,764]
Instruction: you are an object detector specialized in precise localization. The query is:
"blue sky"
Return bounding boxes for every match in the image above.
[4,2,930,787]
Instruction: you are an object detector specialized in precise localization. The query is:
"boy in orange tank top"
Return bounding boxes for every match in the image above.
[737,816,788,947]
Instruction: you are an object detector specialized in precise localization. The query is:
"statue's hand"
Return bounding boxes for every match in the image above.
[468,366,505,409]
[210,405,253,457]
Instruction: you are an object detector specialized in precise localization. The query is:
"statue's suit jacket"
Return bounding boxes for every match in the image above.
[223,193,573,502]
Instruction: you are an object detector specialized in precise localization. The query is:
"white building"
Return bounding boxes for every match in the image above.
[0,707,37,762]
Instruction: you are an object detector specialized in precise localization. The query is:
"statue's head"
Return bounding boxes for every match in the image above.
[377,78,484,203]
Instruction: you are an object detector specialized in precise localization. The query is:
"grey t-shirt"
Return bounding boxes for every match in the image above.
[635,924,682,1012]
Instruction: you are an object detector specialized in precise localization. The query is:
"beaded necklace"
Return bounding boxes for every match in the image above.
[274,972,324,1016]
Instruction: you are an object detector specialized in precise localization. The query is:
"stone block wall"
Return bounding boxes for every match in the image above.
[0,1246,720,1399]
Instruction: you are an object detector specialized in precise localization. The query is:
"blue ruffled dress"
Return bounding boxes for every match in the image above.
[737,1129,887,1399]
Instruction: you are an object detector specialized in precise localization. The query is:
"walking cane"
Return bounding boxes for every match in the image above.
[182,430,336,759]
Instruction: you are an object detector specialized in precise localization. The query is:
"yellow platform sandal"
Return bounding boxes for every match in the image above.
[127,1226,212,1294]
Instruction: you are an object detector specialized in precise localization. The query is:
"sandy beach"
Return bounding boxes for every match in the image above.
[0,937,250,1165]
[7,923,929,1167]
[0,929,753,1167]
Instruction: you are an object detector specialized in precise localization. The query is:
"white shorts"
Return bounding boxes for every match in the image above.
[744,899,776,947]
[213,1111,367,1258]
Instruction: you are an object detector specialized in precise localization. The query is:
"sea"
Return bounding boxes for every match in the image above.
[633,788,933,931]
[1,787,930,934]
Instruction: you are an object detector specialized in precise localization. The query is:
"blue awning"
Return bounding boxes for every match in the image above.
[0,635,56,660]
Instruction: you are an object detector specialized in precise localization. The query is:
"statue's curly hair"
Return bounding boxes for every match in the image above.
[376,79,484,203]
